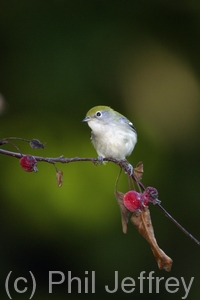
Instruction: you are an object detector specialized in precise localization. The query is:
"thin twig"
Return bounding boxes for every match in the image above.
[157,203,200,246]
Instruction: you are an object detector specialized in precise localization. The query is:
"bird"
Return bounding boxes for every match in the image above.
[82,105,137,161]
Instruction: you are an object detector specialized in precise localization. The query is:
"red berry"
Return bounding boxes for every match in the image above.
[123,190,142,212]
[143,196,149,207]
[19,155,38,172]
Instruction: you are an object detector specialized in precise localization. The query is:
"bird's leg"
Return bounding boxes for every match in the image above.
[97,155,104,164]
[120,159,134,176]
[127,163,133,176]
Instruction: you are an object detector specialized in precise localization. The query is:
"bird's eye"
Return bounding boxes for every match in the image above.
[96,111,102,117]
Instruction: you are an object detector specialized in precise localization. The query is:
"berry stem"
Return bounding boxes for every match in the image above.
[1,137,30,143]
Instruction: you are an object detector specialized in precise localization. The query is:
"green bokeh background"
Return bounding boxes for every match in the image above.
[0,1,200,299]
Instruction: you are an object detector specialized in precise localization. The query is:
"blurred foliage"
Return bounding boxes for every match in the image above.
[0,1,200,299]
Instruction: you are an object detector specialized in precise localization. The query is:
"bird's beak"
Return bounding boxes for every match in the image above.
[82,116,90,122]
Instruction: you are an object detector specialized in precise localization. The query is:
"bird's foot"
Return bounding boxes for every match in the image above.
[126,163,133,176]
[97,155,104,164]
[121,159,134,176]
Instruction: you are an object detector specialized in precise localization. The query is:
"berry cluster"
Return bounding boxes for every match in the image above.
[123,187,159,212]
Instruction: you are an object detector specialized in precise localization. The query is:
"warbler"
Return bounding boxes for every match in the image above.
[82,106,137,160]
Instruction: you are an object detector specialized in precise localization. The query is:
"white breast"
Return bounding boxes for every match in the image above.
[89,121,137,159]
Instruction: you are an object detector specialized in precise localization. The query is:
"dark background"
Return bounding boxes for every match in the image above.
[0,1,200,299]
